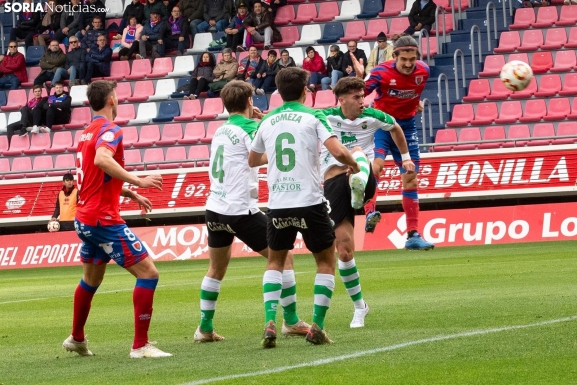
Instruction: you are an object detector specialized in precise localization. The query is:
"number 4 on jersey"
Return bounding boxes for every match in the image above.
[211,145,225,183]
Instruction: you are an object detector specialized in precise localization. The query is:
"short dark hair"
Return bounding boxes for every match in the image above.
[63,173,74,181]
[32,84,42,91]
[220,80,253,113]
[87,80,117,111]
[280,49,289,55]
[393,36,419,56]
[305,46,315,54]
[332,77,366,98]
[92,16,103,23]
[268,50,277,57]
[275,67,308,102]
[53,81,64,87]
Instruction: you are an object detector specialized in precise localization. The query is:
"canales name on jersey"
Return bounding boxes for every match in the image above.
[319,107,396,177]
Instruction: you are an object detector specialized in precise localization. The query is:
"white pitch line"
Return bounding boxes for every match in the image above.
[181,315,577,385]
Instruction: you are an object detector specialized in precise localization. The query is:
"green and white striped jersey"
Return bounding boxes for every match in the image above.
[251,101,336,209]
[205,114,260,216]
[319,107,396,177]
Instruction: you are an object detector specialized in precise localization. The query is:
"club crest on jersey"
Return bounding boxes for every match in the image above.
[132,241,143,252]
[415,76,424,85]
[361,122,368,130]
[389,79,397,85]
[101,131,115,142]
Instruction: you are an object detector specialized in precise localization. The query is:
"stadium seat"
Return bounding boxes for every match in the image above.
[126,59,152,80]
[25,46,45,65]
[0,158,9,178]
[454,127,481,151]
[133,125,160,147]
[143,148,165,170]
[557,5,577,26]
[23,132,51,155]
[295,24,322,45]
[479,55,505,77]
[148,79,176,101]
[379,0,404,16]
[69,130,83,151]
[495,101,522,124]
[509,76,537,99]
[543,97,570,121]
[116,81,133,103]
[519,99,546,123]
[565,27,577,49]
[46,131,73,154]
[156,123,183,145]
[152,100,180,123]
[197,98,224,120]
[304,91,314,107]
[104,61,130,81]
[559,73,577,96]
[293,3,317,24]
[478,126,506,149]
[267,93,283,112]
[510,8,535,29]
[363,19,388,40]
[275,5,296,25]
[0,91,7,108]
[340,21,366,43]
[312,45,327,61]
[49,153,76,176]
[494,31,521,53]
[129,102,158,125]
[508,124,530,147]
[357,0,383,18]
[174,99,202,122]
[7,112,22,128]
[313,2,339,22]
[388,18,411,36]
[188,33,214,54]
[530,51,553,73]
[550,50,577,73]
[148,57,173,78]
[201,121,221,143]
[432,129,457,152]
[253,95,268,112]
[6,156,32,179]
[314,90,336,108]
[70,85,89,106]
[534,74,561,97]
[188,144,210,166]
[421,37,438,58]
[471,102,498,125]
[121,126,139,148]
[317,22,344,44]
[446,104,474,127]
[168,55,195,77]
[159,146,188,169]
[0,135,8,155]
[541,28,566,50]
[0,113,6,133]
[180,122,206,144]
[124,149,144,171]
[64,107,91,129]
[275,27,299,47]
[30,155,54,177]
[335,0,362,21]
[27,88,48,102]
[1,89,27,111]
[533,6,558,28]
[286,47,304,65]
[463,79,490,102]
[4,135,29,156]
[528,123,554,146]
[517,30,543,52]
[21,67,41,88]
[552,122,577,145]
[431,13,454,35]
[114,104,136,125]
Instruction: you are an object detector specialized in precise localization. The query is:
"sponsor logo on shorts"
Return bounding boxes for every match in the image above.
[207,222,236,233]
[272,217,308,230]
[132,241,142,252]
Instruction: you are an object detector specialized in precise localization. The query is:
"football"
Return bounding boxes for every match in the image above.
[500,60,533,92]
[47,220,60,232]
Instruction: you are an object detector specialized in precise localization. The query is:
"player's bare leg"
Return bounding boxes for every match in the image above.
[306,245,336,344]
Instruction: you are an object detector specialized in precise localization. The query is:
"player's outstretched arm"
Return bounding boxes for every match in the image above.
[324,136,361,174]
[248,150,267,167]
[389,124,415,173]
[349,53,365,79]
[94,147,163,190]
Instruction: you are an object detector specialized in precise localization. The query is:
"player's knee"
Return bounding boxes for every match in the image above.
[336,238,354,261]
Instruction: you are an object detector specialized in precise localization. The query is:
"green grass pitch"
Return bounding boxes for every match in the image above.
[1,241,577,385]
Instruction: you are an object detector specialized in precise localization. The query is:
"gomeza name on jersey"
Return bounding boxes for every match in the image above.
[388,88,419,100]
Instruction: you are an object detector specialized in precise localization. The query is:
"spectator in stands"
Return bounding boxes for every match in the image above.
[35,0,62,48]
[80,16,106,51]
[5,86,44,141]
[76,0,107,38]
[25,85,49,134]
[35,81,72,133]
[253,49,278,95]
[263,0,286,18]
[159,6,191,56]
[34,41,66,91]
[321,44,344,91]
[184,51,215,100]
[50,173,78,232]
[10,0,41,50]
[52,36,84,86]
[225,2,248,51]
[118,16,143,60]
[277,49,295,69]
[239,1,273,51]
[208,47,239,95]
[138,10,165,60]
[366,32,394,73]
[0,42,28,90]
[83,35,112,84]
[144,0,169,25]
[54,0,82,44]
[163,0,179,13]
[197,0,230,33]
[112,0,146,39]
[342,41,367,78]
[237,45,262,87]
[180,0,205,38]
[392,0,436,39]
[302,46,326,93]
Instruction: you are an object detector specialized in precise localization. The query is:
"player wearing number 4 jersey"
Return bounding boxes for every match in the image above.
[320,77,414,328]
[196,80,310,343]
[249,67,361,347]
[63,80,171,359]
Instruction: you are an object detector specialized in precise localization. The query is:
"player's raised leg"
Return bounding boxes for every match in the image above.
[350,150,370,209]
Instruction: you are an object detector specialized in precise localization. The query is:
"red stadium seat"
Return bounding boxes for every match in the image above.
[31,155,54,177]
[0,135,8,155]
[64,107,92,129]
[304,91,314,107]
[69,130,83,151]
[21,66,41,88]
[508,52,529,63]
[471,103,498,125]
[528,123,554,146]
[4,135,29,156]
[104,61,130,81]
[479,55,505,77]
[550,50,577,73]
[293,3,317,24]
[157,123,183,145]
[114,104,136,125]
[379,0,403,16]
[510,8,535,29]
[531,51,553,74]
[486,78,512,101]
[23,132,51,155]
[0,158,9,178]
[174,99,202,121]
[6,156,32,179]
[126,59,152,80]
[46,131,73,154]
[543,97,570,121]
[446,104,474,127]
[116,81,133,103]
[313,2,339,22]
[180,122,205,144]
[121,126,139,148]
[463,79,490,102]
[127,80,155,102]
[432,129,457,152]
[340,21,366,43]
[509,76,537,99]
[431,13,454,35]
[565,27,577,49]
[363,19,388,40]
[568,98,577,119]
[541,28,567,50]
[508,124,530,147]
[159,146,188,169]
[148,57,173,78]
[267,93,283,112]
[557,5,577,26]
[478,126,506,149]
[49,153,76,176]
[314,90,336,108]
[519,99,546,123]
[275,26,299,47]
[552,122,577,145]
[275,5,295,25]
[143,148,165,170]
[454,127,481,151]
[188,144,210,166]
[517,30,543,52]
[495,100,522,124]
[532,6,558,28]
[388,18,410,36]
[124,149,144,171]
[197,98,224,120]
[1,89,27,111]
[133,124,160,147]
[201,121,221,143]
[534,74,561,97]
[559,73,577,96]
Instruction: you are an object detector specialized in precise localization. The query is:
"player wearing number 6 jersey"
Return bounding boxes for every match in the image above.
[319,77,414,328]
[62,80,171,359]
[249,67,361,347]
[196,80,310,343]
